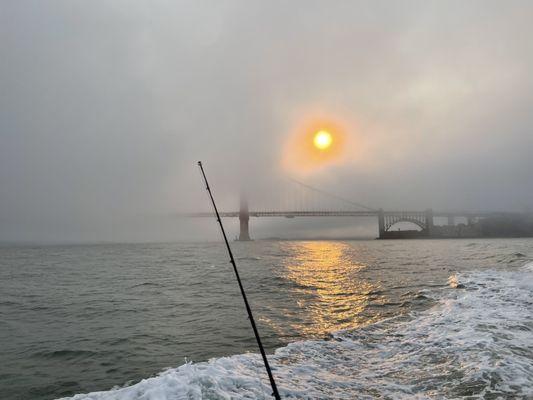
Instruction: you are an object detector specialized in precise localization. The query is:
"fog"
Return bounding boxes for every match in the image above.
[1,1,532,243]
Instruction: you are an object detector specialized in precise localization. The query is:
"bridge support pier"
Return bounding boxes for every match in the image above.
[238,196,251,241]
[425,209,434,237]
[378,209,385,239]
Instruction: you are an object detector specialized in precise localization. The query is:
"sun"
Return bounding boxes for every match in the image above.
[313,130,333,150]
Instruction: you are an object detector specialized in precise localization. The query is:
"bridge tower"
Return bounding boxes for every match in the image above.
[238,196,251,241]
[425,208,434,236]
[378,209,385,239]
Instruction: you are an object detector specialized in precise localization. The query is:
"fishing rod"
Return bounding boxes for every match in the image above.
[197,161,281,400]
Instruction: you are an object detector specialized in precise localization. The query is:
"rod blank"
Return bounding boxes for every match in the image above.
[197,161,281,400]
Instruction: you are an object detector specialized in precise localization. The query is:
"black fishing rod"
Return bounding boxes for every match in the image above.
[197,161,281,400]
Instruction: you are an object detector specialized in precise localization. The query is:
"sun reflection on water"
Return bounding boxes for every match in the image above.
[274,241,383,337]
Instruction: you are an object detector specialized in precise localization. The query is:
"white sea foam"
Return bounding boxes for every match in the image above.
[61,265,533,399]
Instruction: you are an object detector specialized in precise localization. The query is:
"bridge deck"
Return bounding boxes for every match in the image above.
[187,210,504,218]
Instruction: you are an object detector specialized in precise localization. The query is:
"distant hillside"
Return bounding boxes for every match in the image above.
[480,214,533,237]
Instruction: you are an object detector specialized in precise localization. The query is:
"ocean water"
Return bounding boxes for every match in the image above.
[0,239,532,399]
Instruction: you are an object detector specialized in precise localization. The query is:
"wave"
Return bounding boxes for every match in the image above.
[60,264,533,399]
[522,261,533,272]
[129,282,165,289]
[34,349,99,361]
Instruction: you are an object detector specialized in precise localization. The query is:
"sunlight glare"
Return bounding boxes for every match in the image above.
[313,130,333,150]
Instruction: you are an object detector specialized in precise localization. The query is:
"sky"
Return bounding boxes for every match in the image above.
[1,1,532,242]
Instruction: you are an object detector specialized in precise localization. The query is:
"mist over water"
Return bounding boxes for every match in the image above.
[1,239,532,399]
[2,1,533,243]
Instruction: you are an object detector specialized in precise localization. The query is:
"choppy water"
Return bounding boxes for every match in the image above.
[1,239,532,399]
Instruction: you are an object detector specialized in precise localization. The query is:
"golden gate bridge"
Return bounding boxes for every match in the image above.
[188,179,514,240]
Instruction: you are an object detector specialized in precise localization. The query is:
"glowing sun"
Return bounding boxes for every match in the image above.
[313,130,333,150]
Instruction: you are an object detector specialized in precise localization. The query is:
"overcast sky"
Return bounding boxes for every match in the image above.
[1,1,532,242]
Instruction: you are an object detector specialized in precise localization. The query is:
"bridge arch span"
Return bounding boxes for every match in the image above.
[386,218,425,231]
[382,212,429,233]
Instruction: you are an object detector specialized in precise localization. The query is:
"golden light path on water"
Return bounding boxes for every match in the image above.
[271,241,386,337]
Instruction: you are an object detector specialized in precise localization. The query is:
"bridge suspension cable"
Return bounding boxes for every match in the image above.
[287,178,377,212]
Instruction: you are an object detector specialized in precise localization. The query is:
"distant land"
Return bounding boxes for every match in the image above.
[382,213,533,239]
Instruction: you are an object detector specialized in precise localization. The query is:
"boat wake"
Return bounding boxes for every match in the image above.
[61,263,533,399]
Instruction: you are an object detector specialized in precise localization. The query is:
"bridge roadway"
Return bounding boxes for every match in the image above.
[189,210,498,218]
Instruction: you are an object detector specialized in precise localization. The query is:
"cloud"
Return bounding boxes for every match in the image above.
[1,1,532,242]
